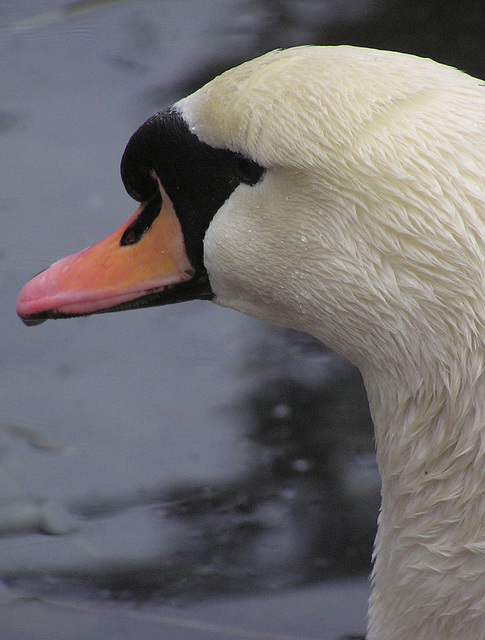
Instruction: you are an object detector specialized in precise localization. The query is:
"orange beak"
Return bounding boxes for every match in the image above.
[17,186,196,325]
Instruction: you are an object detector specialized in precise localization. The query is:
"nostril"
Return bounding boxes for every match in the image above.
[120,193,162,246]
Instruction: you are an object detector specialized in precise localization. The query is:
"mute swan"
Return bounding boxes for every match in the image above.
[16,45,485,640]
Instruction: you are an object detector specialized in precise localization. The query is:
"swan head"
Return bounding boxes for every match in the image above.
[17,45,485,373]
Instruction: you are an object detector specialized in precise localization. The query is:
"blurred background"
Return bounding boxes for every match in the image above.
[1,1,484,638]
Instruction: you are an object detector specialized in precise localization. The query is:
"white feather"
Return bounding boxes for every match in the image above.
[177,45,485,639]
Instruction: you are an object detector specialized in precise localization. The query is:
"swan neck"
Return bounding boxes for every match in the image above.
[364,352,485,639]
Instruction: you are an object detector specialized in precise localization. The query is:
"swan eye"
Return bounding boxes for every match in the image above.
[234,154,265,186]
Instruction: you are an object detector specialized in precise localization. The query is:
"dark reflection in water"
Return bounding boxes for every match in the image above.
[2,1,485,638]
[7,328,377,604]
[321,0,485,80]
